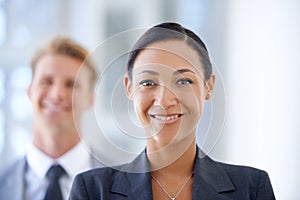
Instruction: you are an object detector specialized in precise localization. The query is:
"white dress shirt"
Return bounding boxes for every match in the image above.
[25,143,92,200]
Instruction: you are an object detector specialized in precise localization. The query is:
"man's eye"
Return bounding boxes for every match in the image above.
[139,80,156,87]
[40,78,52,85]
[66,81,75,88]
[177,78,193,85]
[66,80,81,89]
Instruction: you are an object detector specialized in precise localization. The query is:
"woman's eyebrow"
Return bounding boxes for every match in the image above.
[138,70,159,76]
[173,69,195,75]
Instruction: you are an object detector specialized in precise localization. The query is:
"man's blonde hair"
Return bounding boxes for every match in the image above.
[31,36,98,90]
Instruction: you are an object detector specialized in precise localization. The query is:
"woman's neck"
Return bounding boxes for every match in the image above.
[147,136,197,177]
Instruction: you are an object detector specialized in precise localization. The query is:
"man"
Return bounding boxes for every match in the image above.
[0,37,100,200]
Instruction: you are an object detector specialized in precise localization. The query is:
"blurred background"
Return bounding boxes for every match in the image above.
[0,0,299,199]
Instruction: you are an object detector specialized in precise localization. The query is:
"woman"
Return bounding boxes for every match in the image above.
[70,22,275,200]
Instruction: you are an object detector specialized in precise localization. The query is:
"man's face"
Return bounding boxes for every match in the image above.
[28,54,93,134]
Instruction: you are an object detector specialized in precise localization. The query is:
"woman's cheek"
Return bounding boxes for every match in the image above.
[133,93,152,125]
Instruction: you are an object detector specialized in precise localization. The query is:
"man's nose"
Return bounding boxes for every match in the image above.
[49,83,68,101]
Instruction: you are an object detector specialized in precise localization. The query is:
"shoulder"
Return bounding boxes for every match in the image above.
[206,157,275,199]
[199,154,269,180]
[0,158,26,181]
[218,159,265,175]
[70,166,126,199]
[215,159,270,184]
[0,158,26,198]
[76,166,121,184]
[73,161,137,186]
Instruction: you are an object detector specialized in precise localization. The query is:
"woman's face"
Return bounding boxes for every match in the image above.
[124,40,215,147]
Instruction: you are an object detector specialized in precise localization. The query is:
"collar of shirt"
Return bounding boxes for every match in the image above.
[26,142,91,179]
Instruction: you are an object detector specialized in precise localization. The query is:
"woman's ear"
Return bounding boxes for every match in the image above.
[205,74,216,100]
[87,92,94,109]
[27,84,32,100]
[124,75,133,100]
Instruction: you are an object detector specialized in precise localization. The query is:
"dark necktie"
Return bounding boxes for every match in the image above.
[44,164,66,200]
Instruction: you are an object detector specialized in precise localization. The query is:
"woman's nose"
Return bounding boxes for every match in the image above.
[154,85,178,110]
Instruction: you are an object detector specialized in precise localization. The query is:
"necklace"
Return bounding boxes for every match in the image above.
[151,171,194,200]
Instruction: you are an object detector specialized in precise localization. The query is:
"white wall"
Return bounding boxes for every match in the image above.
[222,1,300,199]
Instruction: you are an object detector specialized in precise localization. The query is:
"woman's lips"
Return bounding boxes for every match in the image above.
[149,114,183,124]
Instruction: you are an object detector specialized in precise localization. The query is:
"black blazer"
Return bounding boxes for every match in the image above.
[70,147,275,200]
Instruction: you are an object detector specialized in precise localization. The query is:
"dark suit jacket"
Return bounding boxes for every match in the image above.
[70,147,275,200]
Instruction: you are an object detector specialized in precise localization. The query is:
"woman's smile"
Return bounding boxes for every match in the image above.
[149,113,184,124]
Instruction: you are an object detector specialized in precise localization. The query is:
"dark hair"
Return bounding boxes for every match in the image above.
[127,22,212,81]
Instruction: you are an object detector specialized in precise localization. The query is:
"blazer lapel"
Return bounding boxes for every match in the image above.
[109,148,236,200]
[110,172,153,200]
[110,152,153,200]
[192,148,235,200]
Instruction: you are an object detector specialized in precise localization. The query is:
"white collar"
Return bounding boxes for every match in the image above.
[26,142,91,178]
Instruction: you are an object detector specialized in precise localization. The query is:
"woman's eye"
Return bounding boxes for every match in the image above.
[139,80,156,87]
[177,78,193,85]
